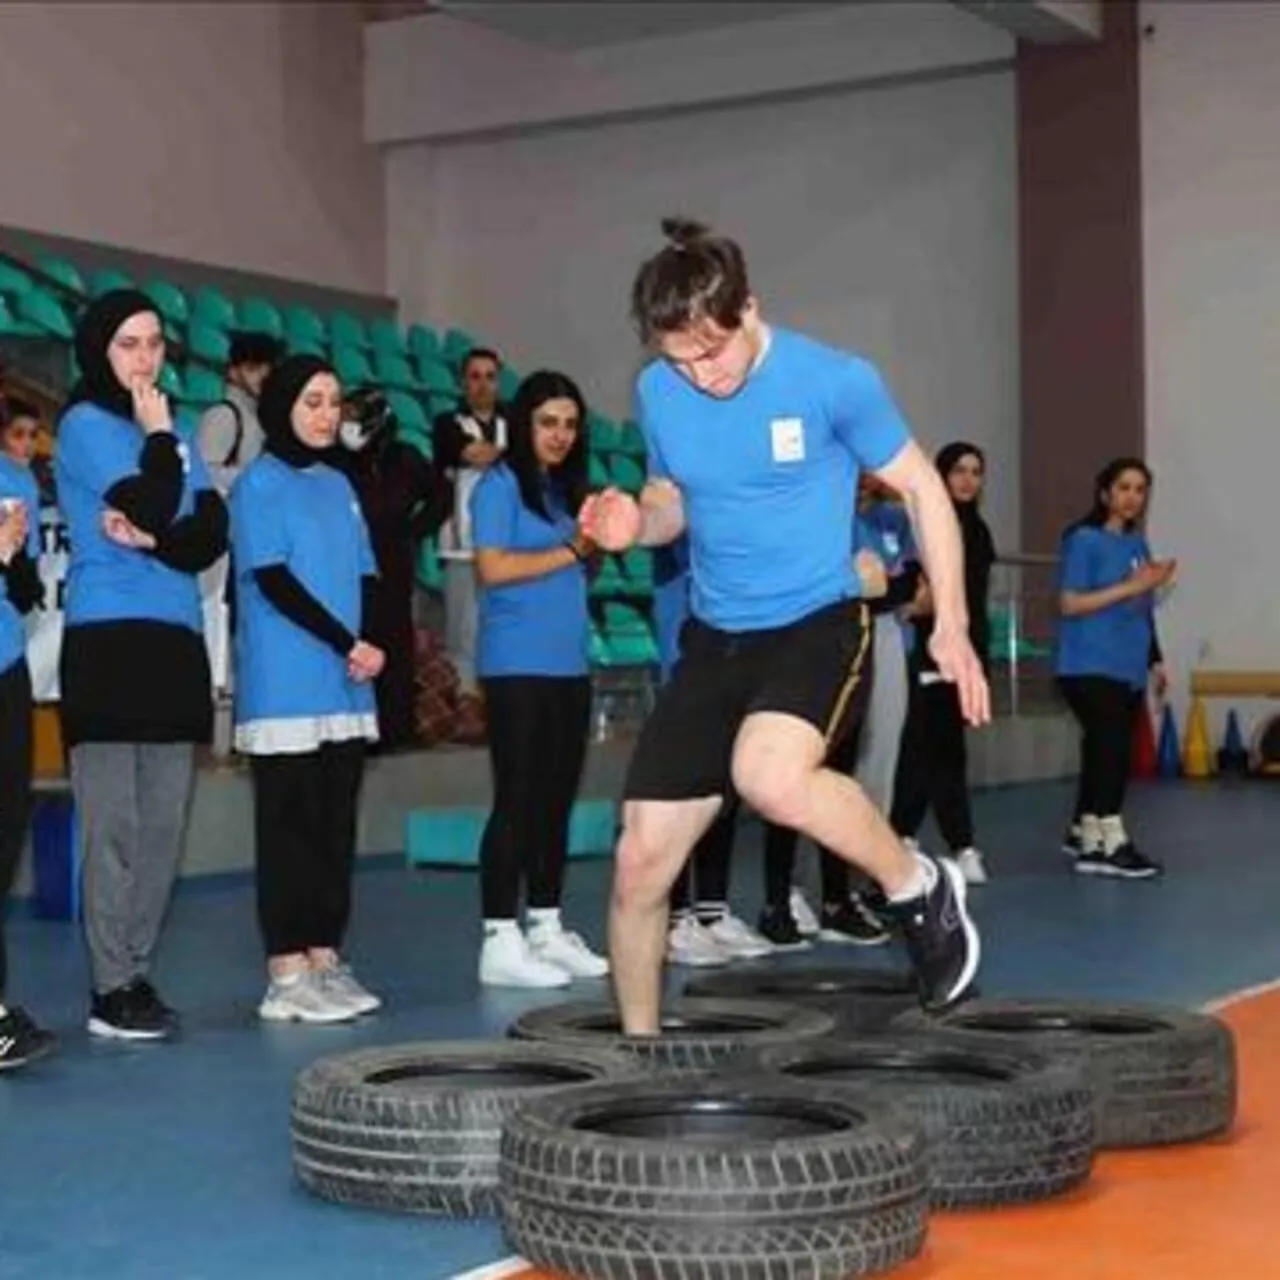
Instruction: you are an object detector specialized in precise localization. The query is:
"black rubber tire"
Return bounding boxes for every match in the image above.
[747,1031,1096,1208]
[683,964,920,1034]
[498,1073,929,1279]
[290,1039,638,1216]
[894,998,1237,1149]
[506,997,836,1070]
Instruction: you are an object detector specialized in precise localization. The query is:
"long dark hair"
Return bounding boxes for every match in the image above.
[505,370,589,521]
[1070,456,1153,534]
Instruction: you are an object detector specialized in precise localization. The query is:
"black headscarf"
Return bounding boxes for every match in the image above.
[933,439,996,666]
[257,353,340,470]
[62,288,162,423]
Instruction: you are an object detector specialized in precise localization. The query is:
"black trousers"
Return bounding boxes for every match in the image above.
[670,803,737,912]
[1059,676,1141,819]
[479,676,591,920]
[0,661,32,999]
[761,727,859,909]
[251,740,366,958]
[891,677,974,851]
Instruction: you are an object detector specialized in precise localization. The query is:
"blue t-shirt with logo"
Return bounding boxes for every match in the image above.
[636,327,910,633]
[54,404,212,632]
[230,455,377,735]
[0,457,41,676]
[856,498,918,653]
[1055,524,1156,690]
[471,463,589,679]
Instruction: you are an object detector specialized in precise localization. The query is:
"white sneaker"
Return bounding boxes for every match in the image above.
[259,972,356,1024]
[479,927,572,988]
[667,916,730,967]
[955,847,989,885]
[528,923,610,979]
[314,963,381,1015]
[789,888,821,938]
[703,912,775,960]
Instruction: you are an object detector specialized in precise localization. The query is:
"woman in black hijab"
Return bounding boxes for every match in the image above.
[54,289,228,1042]
[890,441,996,886]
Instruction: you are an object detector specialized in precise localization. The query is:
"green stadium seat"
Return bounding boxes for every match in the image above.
[186,323,230,366]
[283,304,326,350]
[386,391,430,440]
[369,318,406,358]
[498,366,521,401]
[608,454,646,494]
[330,311,370,351]
[589,555,626,599]
[332,345,375,387]
[190,286,233,330]
[0,261,33,297]
[147,280,190,326]
[620,547,655,590]
[0,298,20,336]
[602,601,648,635]
[407,324,440,364]
[418,360,458,398]
[373,351,420,391]
[416,539,444,592]
[157,364,183,398]
[442,327,478,369]
[183,365,225,404]
[588,627,609,667]
[36,255,86,297]
[89,268,133,297]
[589,412,621,453]
[617,419,646,457]
[587,455,610,489]
[16,287,72,340]
[239,296,284,339]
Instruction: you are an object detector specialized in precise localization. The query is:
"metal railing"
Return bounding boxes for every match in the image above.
[988,552,1061,717]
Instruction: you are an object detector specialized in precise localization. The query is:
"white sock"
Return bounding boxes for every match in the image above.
[1099,815,1129,856]
[272,970,304,988]
[526,907,561,932]
[888,851,939,904]
[696,900,728,924]
[483,918,520,939]
[0,1003,8,1018]
[1079,814,1103,853]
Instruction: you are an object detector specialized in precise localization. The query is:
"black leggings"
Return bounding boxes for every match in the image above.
[252,739,366,958]
[891,678,974,851]
[479,676,591,920]
[761,729,859,908]
[671,803,736,913]
[0,662,32,999]
[1059,676,1140,818]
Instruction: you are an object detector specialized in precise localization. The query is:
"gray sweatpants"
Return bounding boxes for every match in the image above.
[70,742,195,994]
[796,614,910,899]
[443,559,479,692]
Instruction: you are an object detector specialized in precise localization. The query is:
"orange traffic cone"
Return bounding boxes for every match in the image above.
[1182,696,1214,779]
[1131,698,1157,779]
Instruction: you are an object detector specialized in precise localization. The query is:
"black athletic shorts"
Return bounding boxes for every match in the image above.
[623,599,873,802]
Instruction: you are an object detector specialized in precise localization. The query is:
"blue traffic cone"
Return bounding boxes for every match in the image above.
[1157,704,1182,779]
[1218,708,1250,776]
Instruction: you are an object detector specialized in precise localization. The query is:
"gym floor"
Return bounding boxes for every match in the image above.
[2,776,1277,1280]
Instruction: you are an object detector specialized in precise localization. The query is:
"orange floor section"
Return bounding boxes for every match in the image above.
[506,989,1280,1280]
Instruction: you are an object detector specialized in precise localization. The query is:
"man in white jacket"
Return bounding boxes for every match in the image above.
[197,332,282,496]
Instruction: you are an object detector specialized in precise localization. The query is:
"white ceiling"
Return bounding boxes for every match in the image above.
[425,1,855,51]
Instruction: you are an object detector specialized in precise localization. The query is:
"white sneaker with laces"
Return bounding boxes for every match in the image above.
[314,963,381,1015]
[703,912,775,959]
[259,971,356,1024]
[528,923,610,979]
[955,847,989,885]
[789,888,821,938]
[667,916,730,968]
[479,927,572,988]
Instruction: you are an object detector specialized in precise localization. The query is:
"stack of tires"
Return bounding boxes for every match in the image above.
[290,968,1237,1279]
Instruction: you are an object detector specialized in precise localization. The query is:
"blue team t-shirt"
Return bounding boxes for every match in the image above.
[230,454,378,750]
[1055,524,1156,690]
[855,500,914,576]
[54,404,212,632]
[0,457,41,676]
[637,327,910,632]
[470,463,589,679]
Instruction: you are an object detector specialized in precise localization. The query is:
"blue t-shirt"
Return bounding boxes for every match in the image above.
[54,404,212,631]
[230,455,377,747]
[855,500,914,576]
[637,327,910,632]
[1055,524,1155,690]
[0,457,41,676]
[471,463,589,679]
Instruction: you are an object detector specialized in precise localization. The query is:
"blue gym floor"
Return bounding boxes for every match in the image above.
[2,777,1277,1280]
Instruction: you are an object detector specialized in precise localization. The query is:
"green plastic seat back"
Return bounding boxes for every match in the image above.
[283,304,327,348]
[373,351,418,390]
[369,318,406,357]
[239,297,284,340]
[17,287,73,340]
[89,268,133,297]
[332,346,375,388]
[183,366,226,405]
[329,311,370,351]
[189,286,232,329]
[146,280,190,325]
[407,324,440,363]
[187,323,230,366]
[0,261,33,296]
[442,327,479,369]
[386,391,429,438]
[418,360,458,397]
[36,255,86,297]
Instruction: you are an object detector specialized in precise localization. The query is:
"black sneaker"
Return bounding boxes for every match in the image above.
[756,905,812,951]
[87,982,174,1041]
[1074,843,1162,880]
[1062,824,1084,858]
[819,897,890,946]
[880,855,981,1012]
[130,978,179,1029]
[0,1006,56,1071]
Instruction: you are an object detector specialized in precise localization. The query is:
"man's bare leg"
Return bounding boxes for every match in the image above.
[609,796,721,1035]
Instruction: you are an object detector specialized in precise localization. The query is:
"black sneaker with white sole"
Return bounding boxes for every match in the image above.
[1074,843,1162,880]
[88,980,177,1041]
[880,855,981,1012]
[819,896,890,946]
[0,1006,56,1071]
[756,905,812,951]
